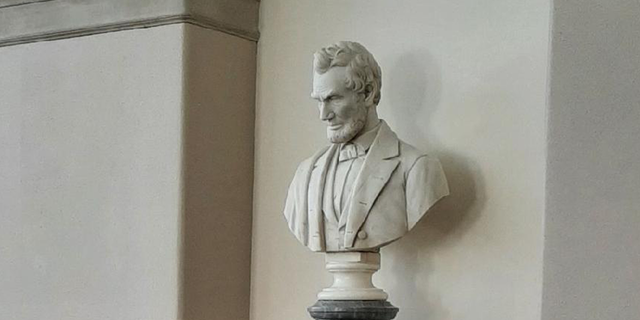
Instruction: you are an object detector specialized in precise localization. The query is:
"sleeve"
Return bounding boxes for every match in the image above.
[283,176,297,232]
[405,155,450,230]
[283,164,305,244]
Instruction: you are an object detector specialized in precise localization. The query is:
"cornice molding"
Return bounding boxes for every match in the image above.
[0,0,55,9]
[0,0,259,48]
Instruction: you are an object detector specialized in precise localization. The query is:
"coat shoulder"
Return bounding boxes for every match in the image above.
[397,139,428,171]
[396,139,446,180]
[292,145,331,178]
[398,139,425,160]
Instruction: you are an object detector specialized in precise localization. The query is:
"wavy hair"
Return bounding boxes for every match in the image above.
[313,41,382,106]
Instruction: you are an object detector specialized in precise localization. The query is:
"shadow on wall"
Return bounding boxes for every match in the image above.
[384,50,441,148]
[381,50,486,320]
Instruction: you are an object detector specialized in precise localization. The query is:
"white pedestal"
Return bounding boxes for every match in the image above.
[317,251,388,300]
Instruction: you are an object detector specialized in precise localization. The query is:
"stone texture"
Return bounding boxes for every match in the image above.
[308,300,399,320]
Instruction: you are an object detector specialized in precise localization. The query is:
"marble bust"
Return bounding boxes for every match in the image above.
[284,41,449,253]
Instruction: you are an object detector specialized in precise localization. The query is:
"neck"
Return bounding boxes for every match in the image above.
[362,107,380,133]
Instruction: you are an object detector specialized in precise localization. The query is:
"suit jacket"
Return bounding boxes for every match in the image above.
[284,121,449,252]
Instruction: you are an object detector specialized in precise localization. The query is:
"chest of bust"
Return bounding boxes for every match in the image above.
[307,154,408,251]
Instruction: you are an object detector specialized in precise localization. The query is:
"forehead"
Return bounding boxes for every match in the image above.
[312,67,348,94]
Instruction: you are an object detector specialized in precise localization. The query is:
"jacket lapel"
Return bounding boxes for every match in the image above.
[306,144,338,251]
[342,122,400,248]
[311,145,339,223]
[322,150,340,225]
[295,146,329,229]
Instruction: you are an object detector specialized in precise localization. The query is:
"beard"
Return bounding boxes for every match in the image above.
[327,105,367,144]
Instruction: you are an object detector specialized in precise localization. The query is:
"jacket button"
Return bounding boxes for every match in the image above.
[357,231,368,240]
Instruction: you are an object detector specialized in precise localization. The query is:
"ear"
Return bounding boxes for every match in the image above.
[363,84,376,107]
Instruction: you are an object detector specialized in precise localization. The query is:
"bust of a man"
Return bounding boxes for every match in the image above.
[284,41,449,252]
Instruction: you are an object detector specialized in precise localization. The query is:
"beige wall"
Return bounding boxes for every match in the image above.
[542,0,640,318]
[181,24,256,320]
[0,25,185,320]
[0,24,257,320]
[251,1,550,320]
[4,2,638,319]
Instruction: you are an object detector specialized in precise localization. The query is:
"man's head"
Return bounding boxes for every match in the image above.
[310,41,382,144]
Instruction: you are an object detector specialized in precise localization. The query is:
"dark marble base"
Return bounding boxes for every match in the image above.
[308,300,399,320]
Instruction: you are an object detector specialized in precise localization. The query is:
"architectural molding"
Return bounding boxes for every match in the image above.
[0,0,259,47]
[0,0,55,9]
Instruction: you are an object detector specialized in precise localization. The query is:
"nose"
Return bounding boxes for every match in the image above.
[319,102,335,121]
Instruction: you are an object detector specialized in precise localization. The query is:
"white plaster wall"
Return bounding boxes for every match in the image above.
[251,1,550,320]
[0,25,185,320]
[542,0,640,319]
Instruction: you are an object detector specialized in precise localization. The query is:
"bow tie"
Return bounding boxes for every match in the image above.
[339,143,366,162]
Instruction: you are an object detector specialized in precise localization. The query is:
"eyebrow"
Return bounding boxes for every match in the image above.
[310,90,337,101]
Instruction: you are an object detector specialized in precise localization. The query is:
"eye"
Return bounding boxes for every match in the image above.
[326,95,341,102]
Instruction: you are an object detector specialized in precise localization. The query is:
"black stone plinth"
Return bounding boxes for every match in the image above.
[308,300,399,320]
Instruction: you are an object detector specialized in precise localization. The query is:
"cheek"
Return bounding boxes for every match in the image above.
[333,101,359,119]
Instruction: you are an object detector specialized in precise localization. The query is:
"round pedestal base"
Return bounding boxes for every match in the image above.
[319,252,388,300]
[308,300,399,320]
